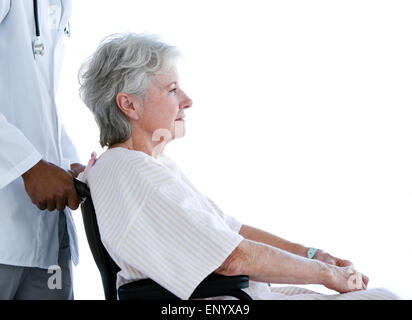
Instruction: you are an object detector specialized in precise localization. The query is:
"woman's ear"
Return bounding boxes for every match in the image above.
[115,92,141,121]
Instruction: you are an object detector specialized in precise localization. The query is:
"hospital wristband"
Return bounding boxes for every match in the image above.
[307,247,318,259]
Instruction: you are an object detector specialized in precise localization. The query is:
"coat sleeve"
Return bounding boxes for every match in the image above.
[0,0,10,24]
[0,112,42,190]
[61,124,81,166]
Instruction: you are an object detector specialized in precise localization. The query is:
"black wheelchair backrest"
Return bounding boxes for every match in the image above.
[74,178,120,300]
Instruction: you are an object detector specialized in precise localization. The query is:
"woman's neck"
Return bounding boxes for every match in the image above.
[108,130,168,159]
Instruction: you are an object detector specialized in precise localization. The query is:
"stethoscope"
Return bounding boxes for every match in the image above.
[32,0,44,56]
[32,0,71,57]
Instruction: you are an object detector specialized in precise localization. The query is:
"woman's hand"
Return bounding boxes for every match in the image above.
[313,249,353,267]
[314,249,369,289]
[323,264,369,293]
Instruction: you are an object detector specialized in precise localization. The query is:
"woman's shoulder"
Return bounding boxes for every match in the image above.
[89,147,175,187]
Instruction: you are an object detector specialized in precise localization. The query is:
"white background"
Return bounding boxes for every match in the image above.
[56,0,412,299]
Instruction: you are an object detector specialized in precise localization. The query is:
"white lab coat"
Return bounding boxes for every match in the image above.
[0,0,79,269]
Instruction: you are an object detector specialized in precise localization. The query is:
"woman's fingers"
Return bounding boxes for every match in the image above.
[337,259,353,267]
[315,251,338,265]
[362,274,369,287]
[326,265,369,293]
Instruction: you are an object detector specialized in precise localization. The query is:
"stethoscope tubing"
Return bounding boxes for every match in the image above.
[33,0,40,37]
[32,0,70,56]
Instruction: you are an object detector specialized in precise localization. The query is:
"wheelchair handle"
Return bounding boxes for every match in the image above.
[74,178,91,199]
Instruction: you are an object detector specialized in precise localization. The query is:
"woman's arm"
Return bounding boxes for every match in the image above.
[239,224,309,257]
[215,239,367,293]
[238,224,362,277]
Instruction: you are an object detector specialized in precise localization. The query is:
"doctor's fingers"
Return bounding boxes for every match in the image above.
[40,193,66,211]
[46,200,57,212]
[46,194,68,211]
[35,191,74,212]
[66,188,81,210]
[39,197,73,212]
[55,197,68,212]
[35,201,47,211]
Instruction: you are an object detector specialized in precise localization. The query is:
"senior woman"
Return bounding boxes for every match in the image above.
[78,33,399,300]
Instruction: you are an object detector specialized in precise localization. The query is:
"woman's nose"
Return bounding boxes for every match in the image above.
[180,92,193,110]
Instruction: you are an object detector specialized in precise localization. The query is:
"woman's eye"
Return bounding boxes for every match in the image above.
[169,88,177,94]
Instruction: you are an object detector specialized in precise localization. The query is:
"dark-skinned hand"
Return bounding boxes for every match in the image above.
[22,160,83,212]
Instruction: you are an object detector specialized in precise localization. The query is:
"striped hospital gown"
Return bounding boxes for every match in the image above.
[228,282,400,300]
[87,147,243,300]
[86,147,400,300]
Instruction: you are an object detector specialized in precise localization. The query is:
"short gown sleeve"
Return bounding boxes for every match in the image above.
[118,179,244,300]
[205,196,243,234]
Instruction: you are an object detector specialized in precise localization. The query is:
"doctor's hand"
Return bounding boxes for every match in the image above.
[22,159,81,211]
[68,163,86,178]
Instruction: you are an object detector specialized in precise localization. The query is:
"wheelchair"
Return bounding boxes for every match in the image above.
[74,178,252,300]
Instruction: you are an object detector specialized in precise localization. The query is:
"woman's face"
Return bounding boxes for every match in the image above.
[138,68,192,140]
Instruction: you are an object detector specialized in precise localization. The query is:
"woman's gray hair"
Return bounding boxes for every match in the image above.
[78,33,180,147]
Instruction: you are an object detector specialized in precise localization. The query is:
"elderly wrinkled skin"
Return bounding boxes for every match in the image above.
[109,68,192,157]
